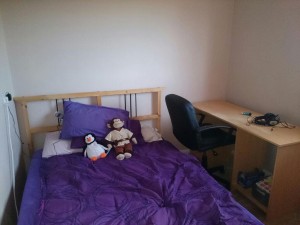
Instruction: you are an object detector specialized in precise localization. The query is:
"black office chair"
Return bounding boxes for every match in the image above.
[165,94,236,187]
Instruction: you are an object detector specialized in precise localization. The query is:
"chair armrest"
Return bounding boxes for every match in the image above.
[196,112,206,125]
[196,125,236,145]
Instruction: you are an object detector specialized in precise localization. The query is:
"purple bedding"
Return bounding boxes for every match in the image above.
[18,141,263,225]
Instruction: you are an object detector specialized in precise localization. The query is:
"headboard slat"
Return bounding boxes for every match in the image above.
[14,87,163,156]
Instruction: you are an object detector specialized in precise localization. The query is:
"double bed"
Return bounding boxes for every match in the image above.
[15,87,263,225]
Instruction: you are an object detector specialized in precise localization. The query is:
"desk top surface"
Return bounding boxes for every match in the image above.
[193,100,300,147]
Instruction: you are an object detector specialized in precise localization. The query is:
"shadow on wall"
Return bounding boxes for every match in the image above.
[1,156,26,225]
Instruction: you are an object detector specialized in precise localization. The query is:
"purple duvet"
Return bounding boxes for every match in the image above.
[19,141,263,225]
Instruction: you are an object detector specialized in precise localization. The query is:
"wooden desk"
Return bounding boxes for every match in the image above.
[193,100,300,221]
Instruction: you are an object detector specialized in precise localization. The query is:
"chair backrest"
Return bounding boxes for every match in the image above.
[165,94,200,149]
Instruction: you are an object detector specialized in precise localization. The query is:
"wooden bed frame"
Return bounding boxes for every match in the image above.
[14,87,163,156]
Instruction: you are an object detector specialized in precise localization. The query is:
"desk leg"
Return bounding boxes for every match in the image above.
[231,129,300,221]
[266,143,300,221]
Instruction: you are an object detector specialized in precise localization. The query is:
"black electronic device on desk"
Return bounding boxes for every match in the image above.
[254,113,280,126]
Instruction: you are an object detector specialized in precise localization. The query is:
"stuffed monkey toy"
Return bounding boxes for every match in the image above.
[105,118,137,160]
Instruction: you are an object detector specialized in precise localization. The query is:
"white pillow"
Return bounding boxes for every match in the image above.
[141,126,163,142]
[42,131,83,158]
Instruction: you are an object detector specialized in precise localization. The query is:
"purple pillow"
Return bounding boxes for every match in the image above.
[71,136,106,149]
[60,101,129,139]
[124,119,145,144]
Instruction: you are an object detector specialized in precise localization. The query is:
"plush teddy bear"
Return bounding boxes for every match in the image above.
[105,118,137,160]
[84,133,108,161]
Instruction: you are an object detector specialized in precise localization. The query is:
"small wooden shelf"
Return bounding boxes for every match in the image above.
[233,184,268,213]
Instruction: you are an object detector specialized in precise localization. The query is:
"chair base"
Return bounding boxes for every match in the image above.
[208,165,224,174]
[208,166,230,190]
[211,173,230,190]
[201,152,230,190]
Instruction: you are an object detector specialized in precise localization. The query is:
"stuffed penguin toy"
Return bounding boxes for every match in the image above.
[84,133,108,161]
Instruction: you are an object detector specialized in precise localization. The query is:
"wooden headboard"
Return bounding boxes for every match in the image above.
[14,87,163,156]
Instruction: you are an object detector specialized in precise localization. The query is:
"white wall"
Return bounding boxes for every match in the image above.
[228,0,300,125]
[0,2,235,222]
[0,8,23,224]
[2,0,300,223]
[0,0,235,147]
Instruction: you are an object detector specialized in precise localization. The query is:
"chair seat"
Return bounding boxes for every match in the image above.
[199,128,235,151]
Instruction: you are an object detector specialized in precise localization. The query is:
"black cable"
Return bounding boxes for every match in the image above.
[130,94,132,117]
[8,106,24,145]
[278,121,296,129]
[135,94,137,117]
[246,115,296,130]
[7,105,31,158]
[270,121,296,131]
[124,94,127,111]
[246,116,255,126]
[55,99,60,126]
